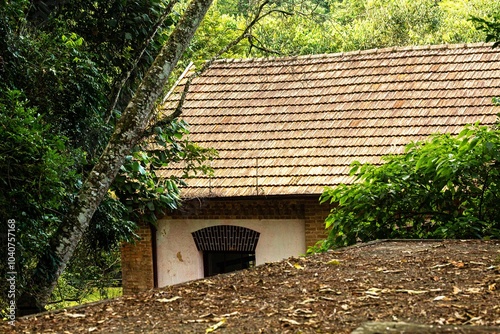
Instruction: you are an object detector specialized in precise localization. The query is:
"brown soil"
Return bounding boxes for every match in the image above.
[4,240,500,333]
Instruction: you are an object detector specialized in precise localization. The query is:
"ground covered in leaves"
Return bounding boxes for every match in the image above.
[4,240,500,333]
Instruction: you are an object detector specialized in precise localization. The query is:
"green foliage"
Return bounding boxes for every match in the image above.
[0,90,81,298]
[250,6,338,56]
[0,0,216,309]
[328,0,500,51]
[169,0,500,78]
[47,247,123,310]
[190,5,248,61]
[312,124,500,252]
[329,0,440,50]
[471,11,500,47]
[113,119,217,225]
[196,0,500,59]
[46,287,122,311]
[1,11,110,156]
[2,0,499,311]
[44,0,181,120]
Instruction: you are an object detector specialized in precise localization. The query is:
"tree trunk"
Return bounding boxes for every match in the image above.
[18,0,214,315]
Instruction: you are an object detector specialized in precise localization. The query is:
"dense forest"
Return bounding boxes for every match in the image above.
[192,0,500,59]
[1,0,499,315]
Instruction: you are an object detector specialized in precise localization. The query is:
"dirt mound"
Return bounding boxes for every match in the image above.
[4,240,500,333]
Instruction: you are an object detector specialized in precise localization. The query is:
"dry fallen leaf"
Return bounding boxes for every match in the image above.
[280,318,301,325]
[465,316,483,325]
[205,318,226,333]
[433,296,449,301]
[299,298,316,304]
[319,296,336,301]
[318,287,341,294]
[157,296,182,303]
[395,289,428,295]
[365,287,383,296]
[454,312,467,320]
[293,308,316,318]
[325,259,341,265]
[3,240,500,333]
[430,263,452,269]
[65,313,86,318]
[286,261,304,270]
[220,311,239,317]
[469,261,486,266]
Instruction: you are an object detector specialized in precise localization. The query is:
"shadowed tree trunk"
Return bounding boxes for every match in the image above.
[18,0,214,315]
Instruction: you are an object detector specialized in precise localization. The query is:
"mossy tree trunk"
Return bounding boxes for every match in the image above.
[18,0,214,315]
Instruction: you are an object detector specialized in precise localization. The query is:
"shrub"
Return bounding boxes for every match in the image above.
[312,123,500,252]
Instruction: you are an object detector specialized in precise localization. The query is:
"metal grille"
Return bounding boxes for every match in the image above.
[192,225,260,252]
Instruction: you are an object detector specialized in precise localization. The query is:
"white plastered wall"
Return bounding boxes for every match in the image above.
[156,219,305,287]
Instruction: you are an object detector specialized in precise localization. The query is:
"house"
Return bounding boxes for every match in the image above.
[121,43,500,294]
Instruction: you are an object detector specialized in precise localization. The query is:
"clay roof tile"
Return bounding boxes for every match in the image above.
[160,43,500,198]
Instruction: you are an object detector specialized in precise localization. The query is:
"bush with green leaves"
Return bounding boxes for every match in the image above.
[312,123,500,252]
[0,90,82,306]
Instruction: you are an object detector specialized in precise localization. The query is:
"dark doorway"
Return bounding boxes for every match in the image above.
[203,251,255,277]
[191,225,260,277]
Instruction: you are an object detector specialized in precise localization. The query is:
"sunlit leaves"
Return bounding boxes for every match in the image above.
[471,13,500,48]
[241,0,500,57]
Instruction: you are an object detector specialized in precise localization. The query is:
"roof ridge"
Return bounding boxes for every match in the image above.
[213,42,494,64]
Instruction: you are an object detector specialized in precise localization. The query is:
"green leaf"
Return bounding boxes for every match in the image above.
[131,161,145,175]
[468,137,480,151]
[349,161,361,175]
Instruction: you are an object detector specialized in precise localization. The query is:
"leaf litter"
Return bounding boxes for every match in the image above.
[3,240,500,333]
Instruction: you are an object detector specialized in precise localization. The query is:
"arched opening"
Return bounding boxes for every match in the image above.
[192,225,260,277]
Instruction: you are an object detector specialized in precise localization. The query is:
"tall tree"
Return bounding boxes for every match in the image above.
[472,11,500,47]
[18,0,214,314]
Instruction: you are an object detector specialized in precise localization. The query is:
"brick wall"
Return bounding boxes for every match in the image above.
[304,199,332,247]
[169,195,331,247]
[121,224,154,295]
[122,195,333,294]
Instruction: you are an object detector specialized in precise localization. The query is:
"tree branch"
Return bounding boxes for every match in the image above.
[247,34,282,55]
[105,0,180,124]
[142,0,276,139]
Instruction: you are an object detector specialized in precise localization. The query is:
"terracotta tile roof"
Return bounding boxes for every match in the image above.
[159,43,500,198]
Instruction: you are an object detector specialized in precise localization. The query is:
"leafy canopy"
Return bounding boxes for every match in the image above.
[193,0,500,58]
[312,124,500,252]
[472,8,500,47]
